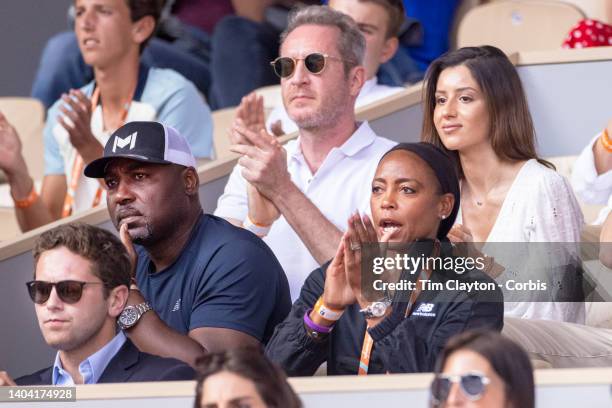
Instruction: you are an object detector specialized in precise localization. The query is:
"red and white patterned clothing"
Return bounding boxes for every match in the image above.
[563,18,612,49]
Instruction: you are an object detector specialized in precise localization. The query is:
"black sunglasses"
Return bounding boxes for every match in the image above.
[26,280,104,304]
[430,372,491,403]
[270,53,344,78]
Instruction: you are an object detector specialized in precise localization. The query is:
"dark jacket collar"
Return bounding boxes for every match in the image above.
[16,338,141,385]
[96,338,141,383]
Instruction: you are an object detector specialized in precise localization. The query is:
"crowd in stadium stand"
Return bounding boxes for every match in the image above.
[0,0,610,407]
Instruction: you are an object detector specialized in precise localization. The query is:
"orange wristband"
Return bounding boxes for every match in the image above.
[243,215,272,237]
[247,215,271,228]
[12,183,39,209]
[600,129,612,153]
[314,297,344,321]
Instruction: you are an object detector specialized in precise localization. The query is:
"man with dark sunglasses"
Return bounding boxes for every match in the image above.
[0,223,194,386]
[215,5,396,300]
[263,0,407,136]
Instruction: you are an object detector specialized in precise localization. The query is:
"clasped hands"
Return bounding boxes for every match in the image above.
[448,224,478,256]
[449,224,498,277]
[58,89,102,164]
[229,98,290,226]
[0,111,26,179]
[321,213,396,313]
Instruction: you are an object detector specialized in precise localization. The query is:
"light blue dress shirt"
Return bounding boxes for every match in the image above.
[52,331,127,386]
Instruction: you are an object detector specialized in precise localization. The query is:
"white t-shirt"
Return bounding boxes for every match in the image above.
[457,159,585,323]
[265,77,403,135]
[214,122,396,299]
[571,133,612,224]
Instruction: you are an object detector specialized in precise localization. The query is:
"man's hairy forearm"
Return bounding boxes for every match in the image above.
[272,182,342,264]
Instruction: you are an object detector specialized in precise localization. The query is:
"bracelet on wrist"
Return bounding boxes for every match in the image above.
[313,296,345,321]
[243,215,272,237]
[12,182,38,209]
[304,309,333,334]
[600,129,612,153]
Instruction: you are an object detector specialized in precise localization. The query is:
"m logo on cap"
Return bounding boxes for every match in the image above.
[112,132,138,153]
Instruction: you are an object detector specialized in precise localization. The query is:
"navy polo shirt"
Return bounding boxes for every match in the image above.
[135,213,291,343]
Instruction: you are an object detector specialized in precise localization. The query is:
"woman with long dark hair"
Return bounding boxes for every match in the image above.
[421,45,584,323]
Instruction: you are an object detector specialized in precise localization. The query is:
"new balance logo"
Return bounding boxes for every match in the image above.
[413,303,435,317]
[416,303,434,313]
[172,298,181,312]
[112,132,138,153]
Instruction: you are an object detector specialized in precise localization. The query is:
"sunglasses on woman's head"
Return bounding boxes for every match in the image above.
[26,280,104,304]
[270,53,344,78]
[430,372,491,403]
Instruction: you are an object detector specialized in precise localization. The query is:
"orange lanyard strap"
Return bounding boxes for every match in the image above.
[358,241,440,375]
[61,86,132,218]
[358,332,374,375]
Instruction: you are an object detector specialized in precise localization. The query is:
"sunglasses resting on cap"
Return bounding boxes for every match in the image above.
[430,371,492,404]
[26,280,105,304]
[270,52,351,78]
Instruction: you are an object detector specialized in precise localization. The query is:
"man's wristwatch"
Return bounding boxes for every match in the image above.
[359,296,392,319]
[117,302,152,330]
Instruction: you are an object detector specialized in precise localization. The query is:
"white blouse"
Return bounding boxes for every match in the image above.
[457,159,586,323]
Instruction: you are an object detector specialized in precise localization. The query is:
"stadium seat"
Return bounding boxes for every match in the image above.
[547,0,611,24]
[211,107,237,159]
[457,0,586,53]
[253,84,282,114]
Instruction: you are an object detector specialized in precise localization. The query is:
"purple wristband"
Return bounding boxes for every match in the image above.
[304,309,334,334]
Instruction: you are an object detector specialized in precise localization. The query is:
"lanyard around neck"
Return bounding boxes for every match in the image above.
[61,86,134,218]
[358,240,440,375]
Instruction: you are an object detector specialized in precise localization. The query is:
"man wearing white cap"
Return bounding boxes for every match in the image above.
[85,121,291,368]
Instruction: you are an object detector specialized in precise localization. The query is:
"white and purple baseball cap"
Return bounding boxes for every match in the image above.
[84,121,197,178]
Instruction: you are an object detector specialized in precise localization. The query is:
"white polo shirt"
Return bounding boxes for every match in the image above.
[214,121,396,300]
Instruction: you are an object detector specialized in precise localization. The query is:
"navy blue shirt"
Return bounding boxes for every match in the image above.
[135,213,291,343]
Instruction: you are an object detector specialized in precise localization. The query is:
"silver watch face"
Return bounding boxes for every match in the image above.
[370,301,387,317]
[119,306,139,327]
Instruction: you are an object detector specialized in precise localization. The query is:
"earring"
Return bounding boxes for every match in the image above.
[440,214,446,219]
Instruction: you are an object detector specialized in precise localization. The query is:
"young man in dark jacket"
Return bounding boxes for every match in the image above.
[0,223,193,386]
